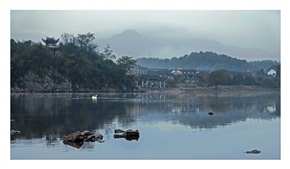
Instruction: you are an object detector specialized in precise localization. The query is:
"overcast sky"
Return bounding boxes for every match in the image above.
[11,10,280,60]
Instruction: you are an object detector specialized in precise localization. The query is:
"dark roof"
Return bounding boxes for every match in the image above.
[42,37,60,45]
[138,75,164,80]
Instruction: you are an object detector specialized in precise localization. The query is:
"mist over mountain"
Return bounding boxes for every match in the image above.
[12,29,279,61]
[96,30,158,57]
[95,29,279,61]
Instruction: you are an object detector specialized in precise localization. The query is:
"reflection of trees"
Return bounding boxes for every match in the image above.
[134,92,280,129]
[11,92,280,140]
[207,96,232,113]
[11,94,132,140]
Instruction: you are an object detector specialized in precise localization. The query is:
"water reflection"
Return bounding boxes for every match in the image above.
[11,92,280,142]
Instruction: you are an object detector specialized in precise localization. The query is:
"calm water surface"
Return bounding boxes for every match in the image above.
[10,92,280,159]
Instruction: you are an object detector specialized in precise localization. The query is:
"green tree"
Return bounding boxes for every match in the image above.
[11,39,31,89]
[207,70,228,89]
[75,32,97,53]
[11,39,53,90]
[275,64,280,78]
[60,33,75,44]
[115,56,137,91]
[117,56,137,72]
[260,77,279,88]
[102,44,116,60]
[29,43,53,83]
[11,33,138,93]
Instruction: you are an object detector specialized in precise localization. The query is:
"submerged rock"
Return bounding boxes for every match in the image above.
[11,130,21,135]
[208,112,214,115]
[114,129,140,141]
[245,149,261,154]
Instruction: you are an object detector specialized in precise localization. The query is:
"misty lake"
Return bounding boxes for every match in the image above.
[10,91,280,159]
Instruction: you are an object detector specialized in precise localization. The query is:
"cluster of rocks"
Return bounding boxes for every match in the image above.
[11,126,262,155]
[63,129,140,148]
[63,130,104,148]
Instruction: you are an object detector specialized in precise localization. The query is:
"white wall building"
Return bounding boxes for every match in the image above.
[267,69,276,77]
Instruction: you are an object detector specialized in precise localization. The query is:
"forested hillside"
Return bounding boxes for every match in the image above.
[11,32,280,92]
[136,51,279,72]
[11,33,136,92]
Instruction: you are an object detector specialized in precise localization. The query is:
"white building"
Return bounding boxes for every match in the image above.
[267,69,276,77]
[171,70,183,75]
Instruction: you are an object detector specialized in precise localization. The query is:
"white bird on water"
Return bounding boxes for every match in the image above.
[92,94,97,99]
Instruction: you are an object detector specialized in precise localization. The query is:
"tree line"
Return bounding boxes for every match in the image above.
[206,69,280,89]
[11,32,137,92]
[169,68,280,89]
[136,51,280,72]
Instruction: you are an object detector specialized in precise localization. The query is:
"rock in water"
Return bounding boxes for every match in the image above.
[245,149,261,154]
[114,129,140,141]
[81,130,92,137]
[208,112,214,115]
[63,131,83,142]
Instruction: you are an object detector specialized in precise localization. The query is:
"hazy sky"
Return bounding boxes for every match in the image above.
[11,10,280,60]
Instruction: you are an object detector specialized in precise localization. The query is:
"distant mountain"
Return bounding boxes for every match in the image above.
[96,30,159,57]
[12,29,279,61]
[95,29,279,61]
[136,51,279,72]
[249,60,280,71]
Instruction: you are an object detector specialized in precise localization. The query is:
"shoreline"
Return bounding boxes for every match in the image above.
[11,85,280,94]
[139,85,280,95]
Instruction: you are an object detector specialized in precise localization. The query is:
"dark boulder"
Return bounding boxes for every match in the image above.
[63,130,104,148]
[63,131,83,142]
[114,129,140,141]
